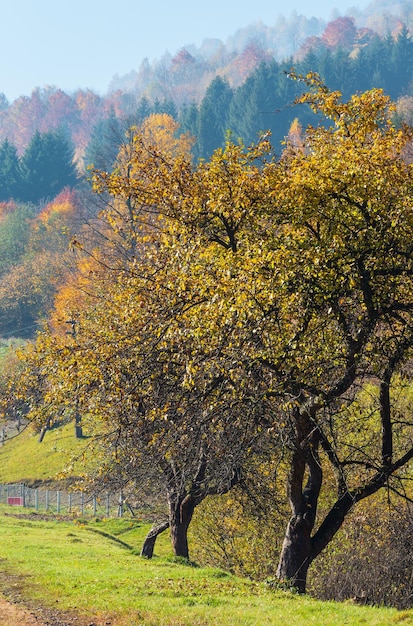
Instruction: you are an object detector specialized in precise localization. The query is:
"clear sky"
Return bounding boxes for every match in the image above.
[1,0,372,102]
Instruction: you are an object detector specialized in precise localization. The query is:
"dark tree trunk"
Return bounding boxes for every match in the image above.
[277,383,411,592]
[276,355,413,594]
[277,407,322,593]
[168,492,196,559]
[141,521,170,558]
[380,372,392,468]
[161,452,210,560]
[276,514,313,592]
[161,453,240,560]
[38,417,51,442]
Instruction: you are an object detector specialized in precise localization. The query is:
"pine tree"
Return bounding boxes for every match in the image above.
[84,111,124,172]
[197,76,233,160]
[0,139,21,201]
[20,130,77,203]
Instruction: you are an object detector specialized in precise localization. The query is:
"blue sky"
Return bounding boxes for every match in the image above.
[1,0,372,102]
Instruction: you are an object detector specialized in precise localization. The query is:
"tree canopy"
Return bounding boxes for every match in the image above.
[17,75,413,592]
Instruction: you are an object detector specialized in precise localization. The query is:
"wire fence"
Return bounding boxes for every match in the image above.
[0,483,131,517]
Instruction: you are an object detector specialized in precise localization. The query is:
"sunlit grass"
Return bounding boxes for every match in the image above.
[0,510,408,626]
[0,423,411,624]
[0,421,88,483]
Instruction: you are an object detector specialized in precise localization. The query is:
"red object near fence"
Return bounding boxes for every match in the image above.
[7,497,24,506]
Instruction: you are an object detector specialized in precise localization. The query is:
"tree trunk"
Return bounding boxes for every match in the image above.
[277,407,322,593]
[161,453,210,560]
[277,373,413,593]
[141,521,170,558]
[168,492,196,559]
[276,514,313,593]
[74,404,82,438]
[38,417,51,443]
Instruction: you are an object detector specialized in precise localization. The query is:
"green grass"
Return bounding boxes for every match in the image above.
[0,509,410,626]
[0,425,412,625]
[0,421,88,483]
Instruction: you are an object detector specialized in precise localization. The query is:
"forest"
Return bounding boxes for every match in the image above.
[1,0,413,610]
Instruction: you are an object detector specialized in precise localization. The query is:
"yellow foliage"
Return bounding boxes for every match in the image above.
[16,81,413,577]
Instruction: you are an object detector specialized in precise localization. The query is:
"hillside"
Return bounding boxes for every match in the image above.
[0,421,87,485]
[1,3,413,616]
[0,1,412,168]
[0,509,405,625]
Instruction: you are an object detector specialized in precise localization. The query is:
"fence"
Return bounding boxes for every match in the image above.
[0,483,131,517]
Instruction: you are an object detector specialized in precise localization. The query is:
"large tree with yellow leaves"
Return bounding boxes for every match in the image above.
[20,78,413,591]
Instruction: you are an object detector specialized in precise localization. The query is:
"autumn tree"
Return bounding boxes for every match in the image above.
[263,74,413,591]
[140,113,194,157]
[47,266,261,557]
[321,17,357,49]
[0,190,81,337]
[93,76,413,589]
[227,42,272,86]
[18,77,413,592]
[19,118,262,558]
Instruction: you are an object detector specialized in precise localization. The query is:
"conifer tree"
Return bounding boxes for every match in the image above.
[20,130,77,203]
[0,139,21,201]
[197,76,233,160]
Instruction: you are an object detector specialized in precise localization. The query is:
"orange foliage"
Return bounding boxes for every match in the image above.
[139,114,195,158]
[36,188,78,225]
[283,118,305,158]
[50,255,102,334]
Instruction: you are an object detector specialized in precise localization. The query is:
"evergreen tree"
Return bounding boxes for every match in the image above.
[153,98,178,119]
[351,45,371,93]
[84,111,125,172]
[390,25,413,98]
[179,102,199,160]
[136,96,152,124]
[197,76,233,160]
[20,130,77,203]
[0,139,21,201]
[362,34,394,95]
[229,61,302,151]
[329,48,357,98]
[228,71,264,147]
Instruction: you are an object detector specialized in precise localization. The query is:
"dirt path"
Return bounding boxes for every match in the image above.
[0,592,103,626]
[0,597,50,626]
[0,570,110,626]
[0,594,46,626]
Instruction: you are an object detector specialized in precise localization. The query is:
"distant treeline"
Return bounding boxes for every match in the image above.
[0,6,412,170]
[178,25,413,161]
[2,10,413,338]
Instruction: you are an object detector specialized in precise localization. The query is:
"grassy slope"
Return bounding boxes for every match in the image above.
[0,511,409,626]
[0,426,412,625]
[0,421,88,484]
